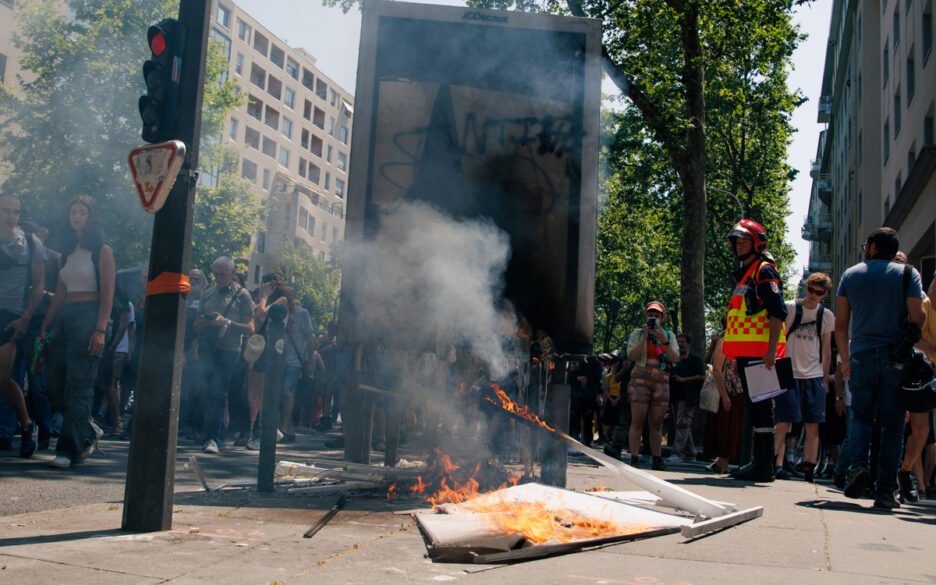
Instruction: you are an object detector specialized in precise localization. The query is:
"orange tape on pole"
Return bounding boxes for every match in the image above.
[146,272,191,296]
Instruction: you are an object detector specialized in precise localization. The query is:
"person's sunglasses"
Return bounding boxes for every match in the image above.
[806,286,826,296]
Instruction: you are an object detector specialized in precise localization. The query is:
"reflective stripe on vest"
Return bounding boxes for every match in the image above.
[723,260,787,360]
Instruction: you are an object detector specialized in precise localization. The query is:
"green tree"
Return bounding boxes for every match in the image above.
[277,239,342,330]
[0,0,250,269]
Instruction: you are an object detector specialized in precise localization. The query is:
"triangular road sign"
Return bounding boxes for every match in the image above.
[128,140,186,214]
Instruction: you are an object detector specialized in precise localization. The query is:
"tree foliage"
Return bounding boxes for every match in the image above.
[0,0,254,270]
[277,239,342,330]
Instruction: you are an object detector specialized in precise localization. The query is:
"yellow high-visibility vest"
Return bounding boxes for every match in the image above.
[723,260,787,360]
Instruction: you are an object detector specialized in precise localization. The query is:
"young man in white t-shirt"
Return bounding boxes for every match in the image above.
[774,272,836,482]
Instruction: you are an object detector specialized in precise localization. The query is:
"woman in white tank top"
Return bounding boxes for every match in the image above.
[40,195,115,468]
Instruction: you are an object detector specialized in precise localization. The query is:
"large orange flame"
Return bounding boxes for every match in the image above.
[484,383,555,432]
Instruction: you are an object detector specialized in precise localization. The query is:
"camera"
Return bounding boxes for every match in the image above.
[647,318,657,330]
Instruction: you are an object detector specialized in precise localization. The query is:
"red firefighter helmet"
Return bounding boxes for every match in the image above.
[727,219,768,253]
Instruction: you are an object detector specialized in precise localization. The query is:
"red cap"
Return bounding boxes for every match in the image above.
[645,301,665,314]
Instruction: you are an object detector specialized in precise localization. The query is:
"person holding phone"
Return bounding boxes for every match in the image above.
[625,300,679,470]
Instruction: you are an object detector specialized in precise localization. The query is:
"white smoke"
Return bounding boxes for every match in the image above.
[348,200,518,379]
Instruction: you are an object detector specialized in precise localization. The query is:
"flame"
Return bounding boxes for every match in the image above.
[484,383,555,432]
[386,484,397,500]
[460,496,656,544]
[410,476,427,494]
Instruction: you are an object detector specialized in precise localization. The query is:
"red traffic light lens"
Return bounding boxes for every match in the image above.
[150,31,166,56]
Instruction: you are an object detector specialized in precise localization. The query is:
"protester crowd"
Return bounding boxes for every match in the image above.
[2,192,935,510]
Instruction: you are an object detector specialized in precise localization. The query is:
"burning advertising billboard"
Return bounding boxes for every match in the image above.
[341,0,601,355]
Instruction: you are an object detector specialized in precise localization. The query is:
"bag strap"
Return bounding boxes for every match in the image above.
[788,300,804,335]
[218,284,241,319]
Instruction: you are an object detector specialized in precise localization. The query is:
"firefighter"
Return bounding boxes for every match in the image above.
[723,219,788,482]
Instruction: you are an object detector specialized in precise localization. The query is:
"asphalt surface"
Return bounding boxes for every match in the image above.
[2,428,936,585]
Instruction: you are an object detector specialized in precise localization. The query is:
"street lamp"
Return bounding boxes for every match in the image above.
[709,187,744,219]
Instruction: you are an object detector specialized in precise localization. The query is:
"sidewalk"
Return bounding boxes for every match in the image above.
[2,444,935,585]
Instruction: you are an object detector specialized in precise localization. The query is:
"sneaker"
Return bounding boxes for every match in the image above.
[775,466,792,480]
[203,439,220,454]
[873,489,900,510]
[897,470,919,503]
[49,455,72,468]
[844,467,872,499]
[20,423,38,458]
[246,438,260,451]
[276,429,285,443]
[833,471,846,490]
[652,456,665,471]
[803,463,815,484]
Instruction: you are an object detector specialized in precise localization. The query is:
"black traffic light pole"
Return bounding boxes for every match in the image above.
[122,0,210,532]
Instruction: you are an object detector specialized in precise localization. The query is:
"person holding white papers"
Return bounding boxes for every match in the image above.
[722,220,788,483]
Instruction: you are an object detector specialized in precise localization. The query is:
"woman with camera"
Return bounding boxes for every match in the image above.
[625,301,680,470]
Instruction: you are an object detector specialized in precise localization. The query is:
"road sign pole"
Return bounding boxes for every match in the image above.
[122,0,210,532]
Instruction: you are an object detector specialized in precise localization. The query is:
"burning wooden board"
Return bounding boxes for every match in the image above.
[413,483,691,563]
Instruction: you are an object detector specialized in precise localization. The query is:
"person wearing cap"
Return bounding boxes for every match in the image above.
[625,300,680,470]
[723,219,788,482]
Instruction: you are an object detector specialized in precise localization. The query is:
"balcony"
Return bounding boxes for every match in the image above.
[816,173,832,206]
[801,213,832,242]
[818,96,832,122]
[809,159,821,179]
[808,251,833,274]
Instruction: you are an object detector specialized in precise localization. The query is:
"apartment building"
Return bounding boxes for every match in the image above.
[809,0,935,289]
[207,0,352,286]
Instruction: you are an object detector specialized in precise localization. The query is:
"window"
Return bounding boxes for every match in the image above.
[229,118,238,140]
[330,88,338,106]
[286,58,299,79]
[273,179,287,193]
[234,52,243,75]
[894,10,900,48]
[279,148,290,168]
[302,69,315,91]
[262,169,270,189]
[895,173,902,200]
[313,107,325,130]
[270,45,285,68]
[337,151,347,171]
[908,144,916,170]
[907,54,915,102]
[209,29,231,61]
[247,95,263,120]
[253,32,269,57]
[283,87,295,109]
[924,2,933,63]
[301,128,309,149]
[884,45,890,86]
[308,216,316,235]
[319,251,326,260]
[321,221,327,241]
[338,125,349,145]
[308,163,321,184]
[237,19,251,42]
[299,207,308,230]
[895,87,902,135]
[264,106,279,131]
[315,78,328,100]
[262,136,277,158]
[267,75,282,100]
[244,126,260,149]
[241,158,257,181]
[299,158,307,178]
[326,144,333,162]
[257,232,266,253]
[332,203,343,219]
[281,117,293,139]
[309,135,323,157]
[304,99,312,120]
[250,63,266,90]
[324,172,331,190]
[217,4,231,28]
[335,178,345,198]
[328,116,335,136]
[884,119,891,161]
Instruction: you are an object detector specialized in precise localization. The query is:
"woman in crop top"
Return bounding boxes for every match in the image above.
[41,195,115,469]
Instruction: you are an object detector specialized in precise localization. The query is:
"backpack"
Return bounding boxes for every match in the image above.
[787,299,826,354]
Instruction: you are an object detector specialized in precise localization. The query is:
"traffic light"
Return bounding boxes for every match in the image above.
[138,19,185,144]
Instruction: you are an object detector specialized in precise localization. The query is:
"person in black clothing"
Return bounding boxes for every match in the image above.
[669,334,705,462]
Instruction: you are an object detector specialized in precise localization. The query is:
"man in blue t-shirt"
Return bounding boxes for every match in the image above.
[835,227,925,510]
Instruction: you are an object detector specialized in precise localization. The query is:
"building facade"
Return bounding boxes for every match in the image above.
[206,0,352,286]
[809,0,935,289]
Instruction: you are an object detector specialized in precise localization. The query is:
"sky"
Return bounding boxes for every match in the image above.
[234,0,833,289]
